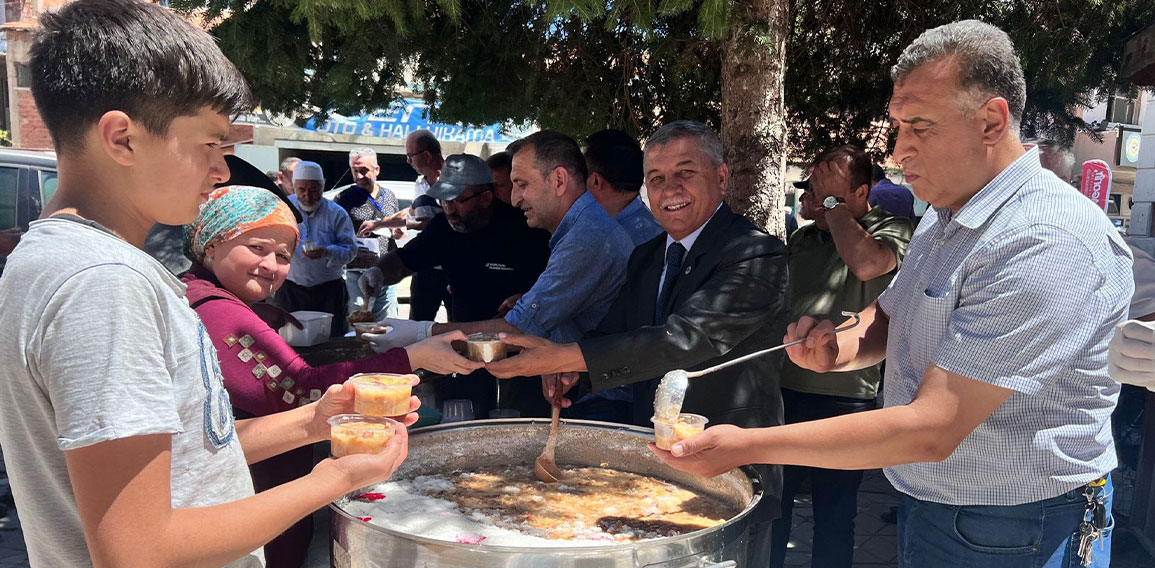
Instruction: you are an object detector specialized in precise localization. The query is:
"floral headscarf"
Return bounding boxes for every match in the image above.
[183,185,299,263]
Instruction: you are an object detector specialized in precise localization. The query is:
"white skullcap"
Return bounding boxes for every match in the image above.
[293,160,325,182]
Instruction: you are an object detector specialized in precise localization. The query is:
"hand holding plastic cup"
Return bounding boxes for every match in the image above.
[328,414,401,457]
[652,413,708,451]
[348,373,420,417]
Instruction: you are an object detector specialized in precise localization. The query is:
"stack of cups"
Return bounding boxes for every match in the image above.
[328,373,419,457]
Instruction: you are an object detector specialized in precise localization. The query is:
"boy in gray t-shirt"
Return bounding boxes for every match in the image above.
[0,2,412,565]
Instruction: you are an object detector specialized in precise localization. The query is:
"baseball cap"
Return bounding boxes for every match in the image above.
[427,154,494,201]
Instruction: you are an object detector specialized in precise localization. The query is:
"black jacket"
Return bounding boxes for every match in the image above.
[578,202,790,429]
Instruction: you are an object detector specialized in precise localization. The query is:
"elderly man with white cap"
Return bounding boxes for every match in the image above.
[274,160,358,336]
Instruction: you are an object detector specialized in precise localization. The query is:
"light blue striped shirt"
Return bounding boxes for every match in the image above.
[877,148,1132,506]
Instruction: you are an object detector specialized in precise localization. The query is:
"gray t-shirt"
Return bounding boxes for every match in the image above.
[0,218,262,567]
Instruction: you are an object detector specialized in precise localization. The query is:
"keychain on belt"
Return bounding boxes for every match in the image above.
[1076,478,1108,566]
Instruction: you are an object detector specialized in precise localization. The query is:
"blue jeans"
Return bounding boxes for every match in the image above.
[898,475,1114,568]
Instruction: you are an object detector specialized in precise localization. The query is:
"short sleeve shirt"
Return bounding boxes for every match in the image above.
[876,149,1132,506]
[330,182,401,267]
[0,218,260,567]
[397,201,551,322]
[781,207,912,399]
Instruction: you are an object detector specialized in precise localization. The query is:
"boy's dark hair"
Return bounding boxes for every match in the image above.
[507,130,588,185]
[812,145,873,192]
[584,129,643,194]
[30,0,251,154]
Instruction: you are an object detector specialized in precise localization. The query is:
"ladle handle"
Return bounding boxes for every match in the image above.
[685,311,862,379]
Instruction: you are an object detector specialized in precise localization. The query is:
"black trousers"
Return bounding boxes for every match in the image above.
[770,388,876,568]
[274,278,348,337]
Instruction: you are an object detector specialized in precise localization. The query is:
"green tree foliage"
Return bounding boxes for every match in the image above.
[179,0,1155,159]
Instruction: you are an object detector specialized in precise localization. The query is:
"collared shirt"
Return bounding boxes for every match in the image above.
[505,192,633,343]
[615,196,664,247]
[657,204,720,298]
[328,182,401,270]
[877,149,1133,506]
[781,207,912,399]
[286,196,357,287]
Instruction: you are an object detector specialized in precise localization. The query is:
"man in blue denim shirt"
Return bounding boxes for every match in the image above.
[368,131,633,414]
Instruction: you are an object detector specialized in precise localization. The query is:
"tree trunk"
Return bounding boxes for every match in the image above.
[720,0,789,239]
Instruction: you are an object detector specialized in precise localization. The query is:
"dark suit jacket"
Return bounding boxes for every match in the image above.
[578,203,790,430]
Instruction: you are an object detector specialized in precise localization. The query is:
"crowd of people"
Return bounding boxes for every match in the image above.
[0,1,1151,568]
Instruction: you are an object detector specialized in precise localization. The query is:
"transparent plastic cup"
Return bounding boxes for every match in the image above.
[348,373,419,417]
[488,408,521,419]
[465,332,507,363]
[442,399,475,423]
[651,413,709,451]
[328,414,400,457]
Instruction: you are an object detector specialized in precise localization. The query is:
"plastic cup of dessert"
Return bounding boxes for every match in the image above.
[465,332,506,363]
[348,373,420,417]
[651,413,709,451]
[328,414,400,458]
[352,322,389,339]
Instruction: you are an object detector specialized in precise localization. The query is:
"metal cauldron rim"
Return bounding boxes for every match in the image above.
[328,418,764,553]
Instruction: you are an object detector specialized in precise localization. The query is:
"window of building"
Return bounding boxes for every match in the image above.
[1106,89,1140,125]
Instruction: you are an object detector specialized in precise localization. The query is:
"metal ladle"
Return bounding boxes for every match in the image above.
[654,311,863,423]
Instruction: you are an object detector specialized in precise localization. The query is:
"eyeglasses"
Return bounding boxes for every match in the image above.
[439,189,490,207]
[405,151,425,161]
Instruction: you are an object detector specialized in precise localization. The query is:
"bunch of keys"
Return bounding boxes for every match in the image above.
[1076,480,1109,566]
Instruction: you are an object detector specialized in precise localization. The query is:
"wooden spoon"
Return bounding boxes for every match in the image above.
[534,403,563,483]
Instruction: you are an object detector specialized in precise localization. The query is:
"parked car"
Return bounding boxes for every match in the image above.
[0,149,58,274]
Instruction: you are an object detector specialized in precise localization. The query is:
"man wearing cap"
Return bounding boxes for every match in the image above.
[772,145,911,568]
[359,154,551,416]
[274,160,357,337]
[868,163,915,222]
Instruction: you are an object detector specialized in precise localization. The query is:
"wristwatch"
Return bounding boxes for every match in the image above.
[822,196,846,210]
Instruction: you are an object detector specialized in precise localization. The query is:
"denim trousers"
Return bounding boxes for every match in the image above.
[897,475,1114,568]
[770,388,877,568]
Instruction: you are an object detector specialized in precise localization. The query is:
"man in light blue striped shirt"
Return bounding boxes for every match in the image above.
[655,20,1132,568]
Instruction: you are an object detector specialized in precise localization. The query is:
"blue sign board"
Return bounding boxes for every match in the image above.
[303,98,524,144]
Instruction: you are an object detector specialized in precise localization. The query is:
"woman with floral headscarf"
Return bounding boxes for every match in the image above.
[182,186,481,567]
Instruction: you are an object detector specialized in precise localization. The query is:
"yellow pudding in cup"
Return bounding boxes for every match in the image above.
[328,414,399,457]
[651,413,709,450]
[348,373,419,417]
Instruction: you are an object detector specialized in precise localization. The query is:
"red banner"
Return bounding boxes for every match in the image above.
[1080,159,1112,211]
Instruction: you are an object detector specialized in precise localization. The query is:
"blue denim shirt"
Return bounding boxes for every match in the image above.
[615,196,664,247]
[505,192,633,343]
[286,196,357,287]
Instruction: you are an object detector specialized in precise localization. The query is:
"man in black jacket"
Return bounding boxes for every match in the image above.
[488,120,789,566]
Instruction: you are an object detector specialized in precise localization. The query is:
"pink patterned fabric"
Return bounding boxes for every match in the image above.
[182,265,410,416]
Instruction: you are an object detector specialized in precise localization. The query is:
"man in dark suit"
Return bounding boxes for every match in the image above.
[488,120,789,566]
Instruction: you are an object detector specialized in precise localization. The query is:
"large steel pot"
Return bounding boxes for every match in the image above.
[330,418,763,568]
